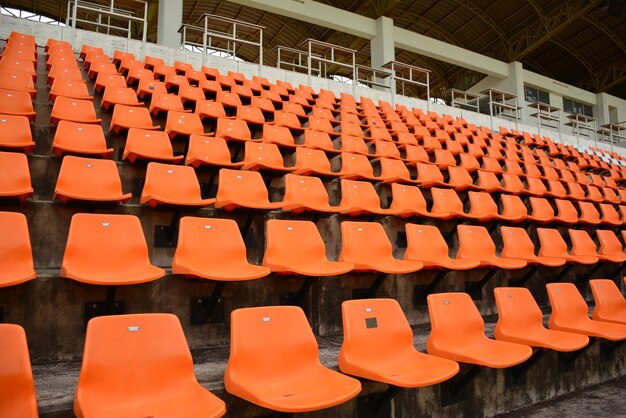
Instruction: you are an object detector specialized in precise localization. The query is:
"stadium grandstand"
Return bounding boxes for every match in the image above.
[0,0,625,417]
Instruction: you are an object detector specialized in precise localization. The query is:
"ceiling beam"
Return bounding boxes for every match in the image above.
[549,37,595,81]
[589,63,626,93]
[450,0,509,55]
[508,0,602,62]
[581,14,626,55]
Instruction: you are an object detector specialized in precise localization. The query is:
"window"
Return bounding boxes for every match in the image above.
[563,98,593,117]
[524,85,550,104]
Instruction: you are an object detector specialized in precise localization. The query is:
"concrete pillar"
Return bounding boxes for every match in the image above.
[370,16,395,92]
[371,16,394,69]
[595,92,610,126]
[507,61,526,125]
[157,0,182,49]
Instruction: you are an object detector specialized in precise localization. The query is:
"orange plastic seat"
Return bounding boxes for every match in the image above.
[52,120,113,157]
[0,115,35,152]
[263,219,354,276]
[415,163,446,188]
[494,287,589,351]
[339,221,423,274]
[578,201,602,225]
[281,173,340,214]
[49,79,92,102]
[500,194,530,222]
[122,128,183,163]
[446,166,476,191]
[585,185,604,203]
[185,135,241,169]
[596,229,626,262]
[0,70,36,97]
[536,228,598,264]
[94,73,126,94]
[589,279,626,324]
[338,152,379,180]
[62,213,164,285]
[135,74,165,99]
[547,283,626,340]
[193,99,226,121]
[404,224,479,270]
[100,87,141,111]
[0,89,35,121]
[262,124,300,148]
[47,66,83,86]
[456,225,527,269]
[339,298,459,387]
[109,104,159,133]
[140,162,214,207]
[501,173,525,194]
[215,169,282,211]
[500,226,566,267]
[0,151,33,201]
[301,129,339,153]
[242,142,295,172]
[149,92,186,115]
[389,183,449,219]
[468,191,518,221]
[54,156,131,204]
[0,324,38,418]
[74,313,225,418]
[50,96,101,126]
[0,58,36,80]
[292,147,340,177]
[430,187,466,220]
[569,228,620,262]
[235,104,265,125]
[528,197,556,223]
[172,217,270,281]
[213,118,251,142]
[225,306,360,412]
[164,110,206,138]
[339,179,402,216]
[554,199,580,224]
[0,212,36,287]
[427,292,533,367]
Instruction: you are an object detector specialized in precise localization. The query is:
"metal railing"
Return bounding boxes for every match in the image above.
[179,14,264,68]
[355,64,392,90]
[271,45,322,76]
[382,61,430,109]
[598,122,626,153]
[299,38,356,82]
[66,0,147,46]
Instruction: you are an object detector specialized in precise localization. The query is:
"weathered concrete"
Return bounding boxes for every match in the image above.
[496,376,626,418]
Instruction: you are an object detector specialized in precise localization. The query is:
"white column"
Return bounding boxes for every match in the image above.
[595,92,610,126]
[370,16,394,91]
[157,0,183,49]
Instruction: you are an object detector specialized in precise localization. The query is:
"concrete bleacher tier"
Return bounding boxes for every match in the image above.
[0,28,625,418]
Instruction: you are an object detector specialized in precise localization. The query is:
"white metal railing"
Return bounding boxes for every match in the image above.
[598,122,626,153]
[299,38,356,83]
[355,64,392,90]
[66,0,147,48]
[382,61,430,109]
[445,88,480,113]
[479,88,522,131]
[181,14,264,69]
[271,45,322,76]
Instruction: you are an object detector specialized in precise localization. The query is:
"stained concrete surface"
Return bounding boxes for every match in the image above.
[496,376,626,417]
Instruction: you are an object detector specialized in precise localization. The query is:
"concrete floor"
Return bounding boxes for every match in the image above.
[497,376,626,417]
